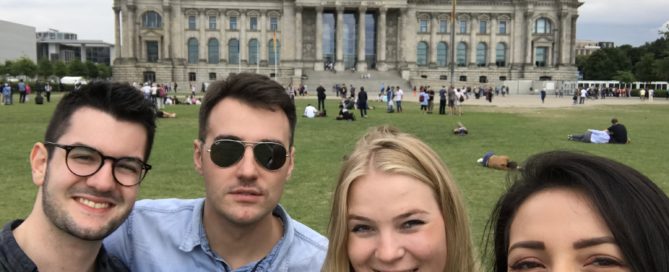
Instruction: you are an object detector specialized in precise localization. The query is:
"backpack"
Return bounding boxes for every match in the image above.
[419,95,425,102]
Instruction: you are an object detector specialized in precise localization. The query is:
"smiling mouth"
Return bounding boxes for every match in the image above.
[77,197,111,209]
[373,269,418,272]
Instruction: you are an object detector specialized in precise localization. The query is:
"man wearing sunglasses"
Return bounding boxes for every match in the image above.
[0,82,157,271]
[105,73,328,271]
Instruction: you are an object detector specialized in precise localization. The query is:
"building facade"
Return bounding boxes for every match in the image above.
[113,0,581,86]
[0,20,37,63]
[37,29,115,65]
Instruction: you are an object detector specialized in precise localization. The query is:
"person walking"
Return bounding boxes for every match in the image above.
[18,79,26,103]
[44,82,52,102]
[540,88,547,103]
[357,86,368,118]
[394,86,403,113]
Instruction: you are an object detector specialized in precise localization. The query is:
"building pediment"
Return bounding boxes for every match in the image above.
[532,35,554,43]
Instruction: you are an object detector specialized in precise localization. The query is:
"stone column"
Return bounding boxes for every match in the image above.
[335,6,344,72]
[512,6,525,68]
[199,9,206,63]
[314,7,323,70]
[429,13,438,67]
[356,6,367,72]
[570,15,578,65]
[559,11,569,65]
[376,7,387,71]
[260,10,267,65]
[114,7,122,60]
[127,4,137,59]
[490,15,497,66]
[241,10,247,65]
[295,6,303,63]
[80,44,86,62]
[469,16,477,66]
[220,9,227,63]
[163,6,171,60]
[525,12,533,65]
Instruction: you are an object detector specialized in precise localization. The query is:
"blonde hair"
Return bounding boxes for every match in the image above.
[322,125,477,272]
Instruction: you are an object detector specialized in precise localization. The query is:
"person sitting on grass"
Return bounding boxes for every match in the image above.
[303,104,319,118]
[453,122,469,136]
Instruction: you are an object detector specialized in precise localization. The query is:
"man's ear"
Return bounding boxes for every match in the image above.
[30,142,48,186]
[193,139,204,176]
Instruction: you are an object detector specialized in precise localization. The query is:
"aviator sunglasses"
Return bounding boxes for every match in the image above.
[207,139,289,171]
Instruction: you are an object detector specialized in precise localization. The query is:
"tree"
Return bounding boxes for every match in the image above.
[582,48,629,80]
[37,59,53,79]
[12,57,37,77]
[53,60,68,78]
[85,61,98,79]
[613,70,636,84]
[634,53,655,83]
[97,64,112,79]
[654,56,669,81]
[67,59,87,77]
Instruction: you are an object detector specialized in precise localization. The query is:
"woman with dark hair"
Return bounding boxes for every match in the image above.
[486,150,669,272]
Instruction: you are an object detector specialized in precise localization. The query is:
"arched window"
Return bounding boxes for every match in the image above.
[476,42,487,67]
[143,11,162,28]
[228,39,240,65]
[535,18,551,34]
[437,42,448,67]
[417,41,428,66]
[208,38,219,64]
[496,42,507,67]
[248,39,259,65]
[268,39,281,65]
[457,42,467,67]
[187,38,198,64]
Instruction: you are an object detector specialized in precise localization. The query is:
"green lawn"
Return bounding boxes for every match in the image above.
[2,93,668,255]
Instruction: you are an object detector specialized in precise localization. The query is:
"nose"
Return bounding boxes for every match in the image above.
[85,159,117,191]
[374,231,405,263]
[236,145,259,180]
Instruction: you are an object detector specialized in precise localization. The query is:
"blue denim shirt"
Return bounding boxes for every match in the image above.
[104,198,328,271]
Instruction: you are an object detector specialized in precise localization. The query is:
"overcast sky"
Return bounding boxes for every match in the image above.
[1,0,668,47]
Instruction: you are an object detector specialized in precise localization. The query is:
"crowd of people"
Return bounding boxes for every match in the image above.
[1,73,666,272]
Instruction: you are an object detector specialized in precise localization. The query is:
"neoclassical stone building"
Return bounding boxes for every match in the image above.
[112,0,581,86]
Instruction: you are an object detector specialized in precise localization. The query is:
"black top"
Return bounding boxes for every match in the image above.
[0,220,129,272]
[607,123,628,144]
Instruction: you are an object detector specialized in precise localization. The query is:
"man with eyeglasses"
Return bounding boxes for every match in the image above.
[105,73,328,271]
[0,82,157,271]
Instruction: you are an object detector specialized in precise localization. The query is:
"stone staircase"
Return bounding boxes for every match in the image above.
[301,69,412,98]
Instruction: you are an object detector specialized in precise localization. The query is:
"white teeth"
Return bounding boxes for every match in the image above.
[78,198,110,209]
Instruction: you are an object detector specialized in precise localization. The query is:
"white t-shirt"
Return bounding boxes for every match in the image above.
[304,105,318,118]
[395,89,403,101]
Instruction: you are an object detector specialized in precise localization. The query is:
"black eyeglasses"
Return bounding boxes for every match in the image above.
[207,139,289,171]
[45,142,151,187]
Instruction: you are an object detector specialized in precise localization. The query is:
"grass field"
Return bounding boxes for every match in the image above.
[1,93,668,256]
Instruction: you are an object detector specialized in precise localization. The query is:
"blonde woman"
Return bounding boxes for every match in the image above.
[323,125,477,272]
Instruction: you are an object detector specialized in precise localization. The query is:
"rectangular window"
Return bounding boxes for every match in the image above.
[188,16,196,30]
[209,73,217,80]
[270,17,279,31]
[188,72,196,81]
[209,16,217,30]
[439,20,448,33]
[250,17,258,30]
[459,20,467,34]
[535,47,547,67]
[419,19,428,33]
[146,41,159,62]
[479,20,487,34]
[230,16,237,30]
[498,21,507,34]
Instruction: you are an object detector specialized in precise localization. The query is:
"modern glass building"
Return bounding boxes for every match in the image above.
[112,0,581,86]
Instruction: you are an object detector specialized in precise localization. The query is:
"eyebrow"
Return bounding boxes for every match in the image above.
[212,135,283,144]
[508,241,545,252]
[573,236,617,249]
[347,209,429,222]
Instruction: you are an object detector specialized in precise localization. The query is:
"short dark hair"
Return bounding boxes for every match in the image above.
[44,81,157,161]
[485,150,669,272]
[198,73,296,146]
[611,117,619,124]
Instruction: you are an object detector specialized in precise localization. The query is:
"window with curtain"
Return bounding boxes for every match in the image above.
[209,16,217,30]
[143,11,162,28]
[268,40,281,64]
[208,38,219,64]
[248,39,259,65]
[417,41,428,66]
[250,17,258,31]
[535,18,551,34]
[498,21,507,34]
[228,39,239,64]
[188,16,196,30]
[419,19,428,33]
[457,42,467,67]
[230,16,238,30]
[459,19,467,34]
[496,42,507,67]
[187,38,198,64]
[437,42,448,67]
[479,20,487,34]
[476,42,487,67]
[439,20,448,33]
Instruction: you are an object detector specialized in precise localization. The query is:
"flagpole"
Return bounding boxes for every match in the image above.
[450,0,457,88]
